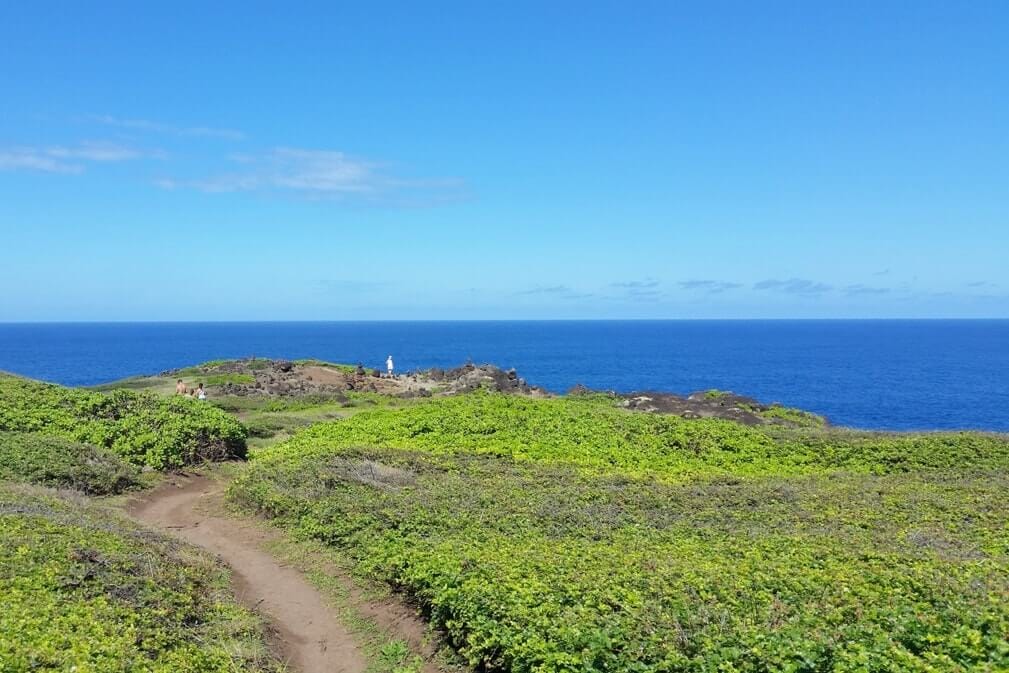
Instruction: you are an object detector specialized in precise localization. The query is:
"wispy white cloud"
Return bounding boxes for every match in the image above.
[754,278,833,295]
[844,284,891,296]
[0,150,82,174]
[93,115,245,140]
[156,147,464,203]
[0,141,149,174]
[517,285,571,295]
[678,279,743,293]
[516,285,597,301]
[611,278,660,290]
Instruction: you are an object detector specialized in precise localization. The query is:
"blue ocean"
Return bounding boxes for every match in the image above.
[0,320,1007,432]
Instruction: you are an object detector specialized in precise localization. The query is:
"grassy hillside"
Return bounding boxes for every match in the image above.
[0,373,246,468]
[0,483,280,672]
[251,392,1009,480]
[0,431,139,494]
[233,393,1009,672]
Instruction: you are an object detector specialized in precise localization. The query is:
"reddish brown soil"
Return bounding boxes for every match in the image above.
[128,474,420,673]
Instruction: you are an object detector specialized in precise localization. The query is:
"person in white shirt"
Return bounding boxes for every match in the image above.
[386,355,394,378]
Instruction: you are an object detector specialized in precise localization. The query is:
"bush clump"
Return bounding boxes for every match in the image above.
[0,431,139,494]
[0,373,247,469]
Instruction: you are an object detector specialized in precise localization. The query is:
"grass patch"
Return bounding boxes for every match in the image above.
[0,482,281,672]
[294,359,370,373]
[88,376,168,393]
[204,373,256,386]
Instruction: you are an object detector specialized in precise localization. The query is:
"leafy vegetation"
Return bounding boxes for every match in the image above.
[0,373,247,468]
[757,403,827,428]
[252,393,1009,480]
[233,392,1009,672]
[0,431,139,494]
[0,482,280,672]
[212,391,419,451]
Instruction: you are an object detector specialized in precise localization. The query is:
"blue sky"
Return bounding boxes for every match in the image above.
[1,1,1007,320]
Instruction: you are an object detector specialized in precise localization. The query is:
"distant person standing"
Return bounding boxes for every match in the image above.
[196,383,207,400]
[175,379,186,395]
[386,355,394,378]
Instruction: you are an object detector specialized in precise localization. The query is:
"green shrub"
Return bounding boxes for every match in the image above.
[233,393,1009,672]
[0,483,279,672]
[0,373,247,469]
[759,404,827,428]
[0,432,138,494]
[257,392,1009,480]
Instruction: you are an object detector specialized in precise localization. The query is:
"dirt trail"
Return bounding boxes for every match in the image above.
[129,474,368,673]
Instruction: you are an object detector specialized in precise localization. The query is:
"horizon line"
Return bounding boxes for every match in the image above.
[3,317,1009,325]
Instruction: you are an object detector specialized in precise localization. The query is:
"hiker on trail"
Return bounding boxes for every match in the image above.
[175,379,186,395]
[386,355,394,378]
[196,383,207,401]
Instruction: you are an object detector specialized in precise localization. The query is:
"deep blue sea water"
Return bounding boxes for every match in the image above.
[0,320,1007,432]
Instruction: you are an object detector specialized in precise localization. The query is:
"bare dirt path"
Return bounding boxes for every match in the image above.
[128,474,368,673]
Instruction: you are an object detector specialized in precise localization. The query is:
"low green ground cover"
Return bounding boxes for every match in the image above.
[0,482,280,672]
[0,373,246,468]
[252,393,1009,480]
[233,393,1009,672]
[215,392,416,450]
[203,373,256,386]
[0,431,139,494]
[756,404,826,428]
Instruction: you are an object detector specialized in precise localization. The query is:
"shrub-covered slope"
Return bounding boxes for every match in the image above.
[0,431,139,494]
[0,483,279,672]
[234,393,1009,673]
[255,392,1009,480]
[0,373,246,468]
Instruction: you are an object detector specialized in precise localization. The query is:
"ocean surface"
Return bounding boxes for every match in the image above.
[0,320,1007,432]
